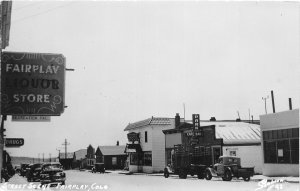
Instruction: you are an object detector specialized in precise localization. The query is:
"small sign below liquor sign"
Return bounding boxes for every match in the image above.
[1,52,65,116]
[12,115,51,122]
[5,138,24,147]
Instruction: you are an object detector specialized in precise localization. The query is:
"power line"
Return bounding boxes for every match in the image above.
[12,2,75,24]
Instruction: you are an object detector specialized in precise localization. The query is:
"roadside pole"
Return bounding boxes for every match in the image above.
[0,2,3,181]
[0,1,12,182]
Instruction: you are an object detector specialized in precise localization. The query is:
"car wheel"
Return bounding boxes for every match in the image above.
[243,176,250,181]
[163,168,169,178]
[205,170,212,180]
[197,172,204,179]
[224,170,232,181]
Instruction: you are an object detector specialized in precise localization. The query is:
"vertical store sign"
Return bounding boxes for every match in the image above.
[192,114,200,130]
[1,52,65,116]
[192,114,203,137]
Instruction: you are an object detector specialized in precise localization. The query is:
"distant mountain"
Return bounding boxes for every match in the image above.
[11,156,58,166]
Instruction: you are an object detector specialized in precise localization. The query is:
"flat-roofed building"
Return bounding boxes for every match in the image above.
[260,109,299,176]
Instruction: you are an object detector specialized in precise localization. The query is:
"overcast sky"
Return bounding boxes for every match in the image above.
[4,1,300,158]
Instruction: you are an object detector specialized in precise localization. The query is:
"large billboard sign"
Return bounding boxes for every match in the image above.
[1,52,65,116]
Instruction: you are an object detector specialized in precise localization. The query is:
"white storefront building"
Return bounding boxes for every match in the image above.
[260,109,299,176]
[124,117,176,173]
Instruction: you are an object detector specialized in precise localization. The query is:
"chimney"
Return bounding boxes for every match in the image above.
[271,90,276,113]
[210,117,216,121]
[289,98,292,110]
[175,113,180,129]
[116,141,119,146]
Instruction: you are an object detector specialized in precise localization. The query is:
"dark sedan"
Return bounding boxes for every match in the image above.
[40,162,66,186]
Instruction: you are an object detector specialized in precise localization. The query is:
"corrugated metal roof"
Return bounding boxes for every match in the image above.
[74,149,87,160]
[98,146,126,156]
[124,117,171,131]
[59,152,74,159]
[211,122,261,145]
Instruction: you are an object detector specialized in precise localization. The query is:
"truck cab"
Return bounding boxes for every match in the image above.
[206,156,254,181]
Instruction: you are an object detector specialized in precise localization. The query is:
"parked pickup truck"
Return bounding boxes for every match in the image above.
[205,156,254,181]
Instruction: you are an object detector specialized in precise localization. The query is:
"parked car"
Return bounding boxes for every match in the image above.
[14,165,21,174]
[91,163,105,173]
[20,164,30,177]
[39,162,66,186]
[205,156,254,181]
[26,163,43,182]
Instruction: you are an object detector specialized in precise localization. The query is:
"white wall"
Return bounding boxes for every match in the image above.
[127,119,175,173]
[260,109,299,131]
[151,124,175,172]
[223,145,263,174]
[263,164,299,176]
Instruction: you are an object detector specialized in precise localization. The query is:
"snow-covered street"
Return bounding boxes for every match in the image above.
[2,170,299,191]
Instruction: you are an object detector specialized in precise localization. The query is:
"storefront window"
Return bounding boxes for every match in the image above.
[290,139,299,164]
[264,141,277,163]
[130,153,138,165]
[229,151,236,156]
[263,128,299,164]
[112,157,117,166]
[144,151,152,166]
[277,140,290,163]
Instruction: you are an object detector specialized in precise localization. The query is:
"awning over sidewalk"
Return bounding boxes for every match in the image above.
[125,144,142,153]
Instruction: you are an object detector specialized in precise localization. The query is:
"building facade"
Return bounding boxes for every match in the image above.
[73,149,87,169]
[86,145,96,169]
[124,117,176,173]
[260,109,299,176]
[59,152,74,169]
[163,114,262,174]
[95,145,127,170]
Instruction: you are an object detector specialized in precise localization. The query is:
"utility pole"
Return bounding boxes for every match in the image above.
[49,153,51,162]
[0,115,7,183]
[62,139,70,159]
[42,153,44,162]
[262,96,269,114]
[183,103,186,122]
[38,153,40,163]
[56,148,61,159]
[0,1,12,182]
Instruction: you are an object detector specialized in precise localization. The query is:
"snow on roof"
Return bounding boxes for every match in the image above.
[200,121,261,145]
[98,146,126,156]
[124,117,171,131]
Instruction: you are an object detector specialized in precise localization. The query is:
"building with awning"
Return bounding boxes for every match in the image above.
[124,116,177,173]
